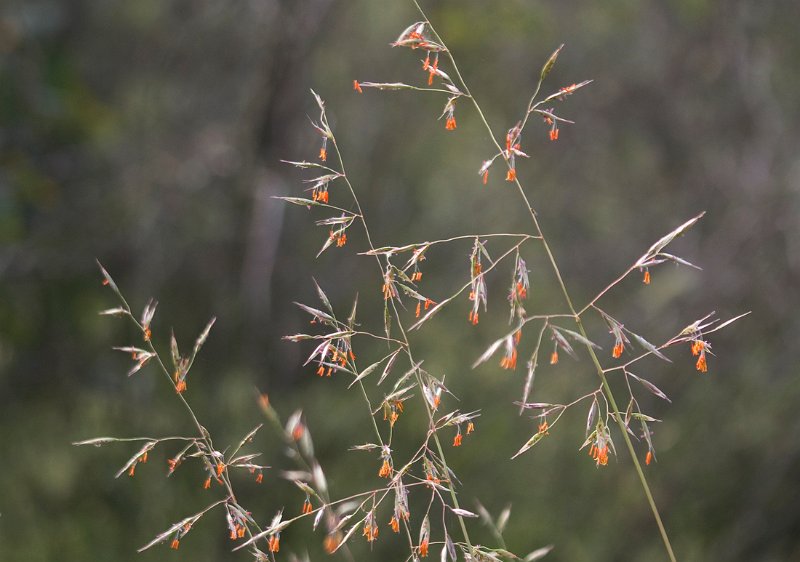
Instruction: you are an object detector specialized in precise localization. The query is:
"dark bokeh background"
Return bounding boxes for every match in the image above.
[2,0,799,560]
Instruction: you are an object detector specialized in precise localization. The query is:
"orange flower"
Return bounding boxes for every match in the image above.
[353,80,363,94]
[482,170,489,184]
[170,539,180,550]
[538,421,549,435]
[696,353,708,373]
[612,342,624,359]
[203,476,211,489]
[419,539,429,557]
[506,124,519,151]
[445,116,457,130]
[335,232,347,247]
[549,127,559,141]
[216,463,225,477]
[424,52,439,86]
[312,188,329,203]
[589,444,609,466]
[363,520,379,542]
[550,350,559,365]
[466,421,475,434]
[384,399,404,426]
[268,534,280,553]
[378,459,391,478]
[302,499,313,514]
[692,339,709,372]
[453,432,463,447]
[415,301,421,318]
[468,310,479,325]
[128,463,136,477]
[643,269,651,284]
[505,168,517,182]
[319,147,327,162]
[175,379,187,393]
[645,450,653,466]
[500,346,518,370]
[389,516,400,533]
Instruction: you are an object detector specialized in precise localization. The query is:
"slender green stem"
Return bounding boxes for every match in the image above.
[412,2,676,560]
[109,303,265,543]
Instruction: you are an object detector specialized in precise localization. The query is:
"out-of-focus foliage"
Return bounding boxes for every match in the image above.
[2,0,799,560]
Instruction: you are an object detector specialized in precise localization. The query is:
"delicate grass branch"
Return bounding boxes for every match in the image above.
[412,2,677,559]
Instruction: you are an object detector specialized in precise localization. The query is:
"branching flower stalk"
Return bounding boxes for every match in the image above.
[279,5,747,558]
[407,2,678,558]
[340,2,748,559]
[87,265,480,560]
[80,266,269,554]
[283,87,551,558]
[79,4,749,561]
[324,93,479,554]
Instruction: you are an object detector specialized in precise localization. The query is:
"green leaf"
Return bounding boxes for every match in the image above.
[637,212,705,265]
[512,431,545,459]
[347,359,385,388]
[540,44,564,80]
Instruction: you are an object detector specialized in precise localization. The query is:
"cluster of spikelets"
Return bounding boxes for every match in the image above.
[75,10,748,562]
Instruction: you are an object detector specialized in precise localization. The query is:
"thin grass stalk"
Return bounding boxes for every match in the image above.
[330,134,475,552]
[411,1,677,560]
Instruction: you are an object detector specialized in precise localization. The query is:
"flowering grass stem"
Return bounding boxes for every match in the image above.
[330,130,476,552]
[412,1,677,559]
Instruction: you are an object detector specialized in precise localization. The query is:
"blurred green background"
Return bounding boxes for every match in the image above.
[2,0,799,560]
